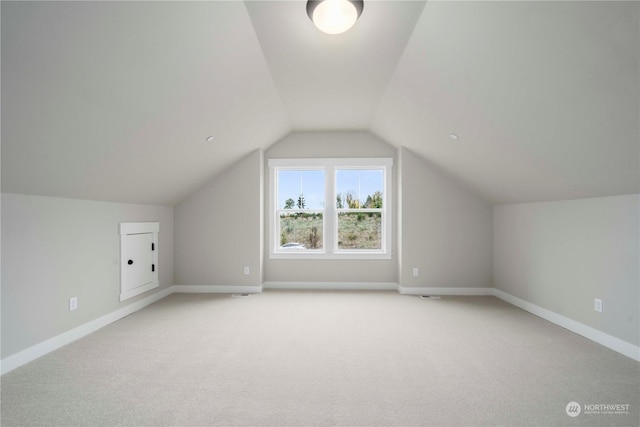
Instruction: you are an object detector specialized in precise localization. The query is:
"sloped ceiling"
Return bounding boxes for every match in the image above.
[1,1,290,205]
[2,0,638,206]
[374,0,640,204]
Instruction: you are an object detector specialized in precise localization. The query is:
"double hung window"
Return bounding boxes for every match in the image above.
[269,158,392,259]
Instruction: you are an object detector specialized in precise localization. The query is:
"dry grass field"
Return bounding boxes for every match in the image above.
[279,212,381,250]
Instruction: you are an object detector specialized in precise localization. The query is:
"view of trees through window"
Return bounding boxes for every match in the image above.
[277,168,384,251]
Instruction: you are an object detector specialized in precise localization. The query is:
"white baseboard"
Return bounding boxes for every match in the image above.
[263,281,398,291]
[398,285,494,296]
[492,288,640,362]
[119,281,159,302]
[1,286,174,375]
[172,284,263,294]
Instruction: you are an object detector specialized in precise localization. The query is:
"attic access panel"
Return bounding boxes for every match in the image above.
[120,222,159,301]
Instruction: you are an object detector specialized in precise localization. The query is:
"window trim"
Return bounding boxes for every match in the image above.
[268,157,393,260]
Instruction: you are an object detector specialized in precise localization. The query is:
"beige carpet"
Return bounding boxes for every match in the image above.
[1,291,638,426]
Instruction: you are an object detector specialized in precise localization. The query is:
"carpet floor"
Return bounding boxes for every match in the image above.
[1,291,638,426]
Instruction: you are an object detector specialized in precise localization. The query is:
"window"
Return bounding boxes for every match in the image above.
[269,158,392,259]
[276,169,325,251]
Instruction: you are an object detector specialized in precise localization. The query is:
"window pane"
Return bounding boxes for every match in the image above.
[279,212,323,250]
[278,170,325,210]
[337,212,382,250]
[336,169,383,209]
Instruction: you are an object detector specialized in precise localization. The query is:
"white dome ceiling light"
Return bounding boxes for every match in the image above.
[307,0,364,35]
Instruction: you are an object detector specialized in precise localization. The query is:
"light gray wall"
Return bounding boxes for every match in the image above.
[399,148,493,288]
[174,149,263,287]
[494,194,640,346]
[1,193,174,358]
[264,131,398,283]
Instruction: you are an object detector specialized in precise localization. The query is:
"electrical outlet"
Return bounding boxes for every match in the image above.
[243,266,250,275]
[594,298,603,313]
[69,297,78,311]
[412,267,419,277]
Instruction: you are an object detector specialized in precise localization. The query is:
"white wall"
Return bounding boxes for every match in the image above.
[174,131,493,289]
[262,132,493,288]
[1,193,174,358]
[494,194,640,346]
[399,148,493,288]
[174,149,263,288]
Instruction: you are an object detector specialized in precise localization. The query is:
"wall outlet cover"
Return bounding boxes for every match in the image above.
[594,298,603,313]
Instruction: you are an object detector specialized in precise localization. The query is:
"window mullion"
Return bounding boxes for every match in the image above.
[325,165,336,253]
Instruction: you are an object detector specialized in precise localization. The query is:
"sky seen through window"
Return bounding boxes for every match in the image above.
[277,169,383,210]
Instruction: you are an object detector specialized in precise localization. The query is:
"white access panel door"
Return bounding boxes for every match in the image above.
[120,222,159,301]
[123,233,154,293]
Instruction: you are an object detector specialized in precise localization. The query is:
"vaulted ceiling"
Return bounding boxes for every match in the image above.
[2,1,638,206]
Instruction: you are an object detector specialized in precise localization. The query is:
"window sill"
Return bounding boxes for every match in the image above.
[269,252,393,260]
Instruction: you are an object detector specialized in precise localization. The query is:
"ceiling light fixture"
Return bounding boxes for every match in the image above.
[449,133,459,141]
[205,136,215,143]
[307,0,364,35]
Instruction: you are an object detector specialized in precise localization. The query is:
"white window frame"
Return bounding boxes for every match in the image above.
[269,157,393,260]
